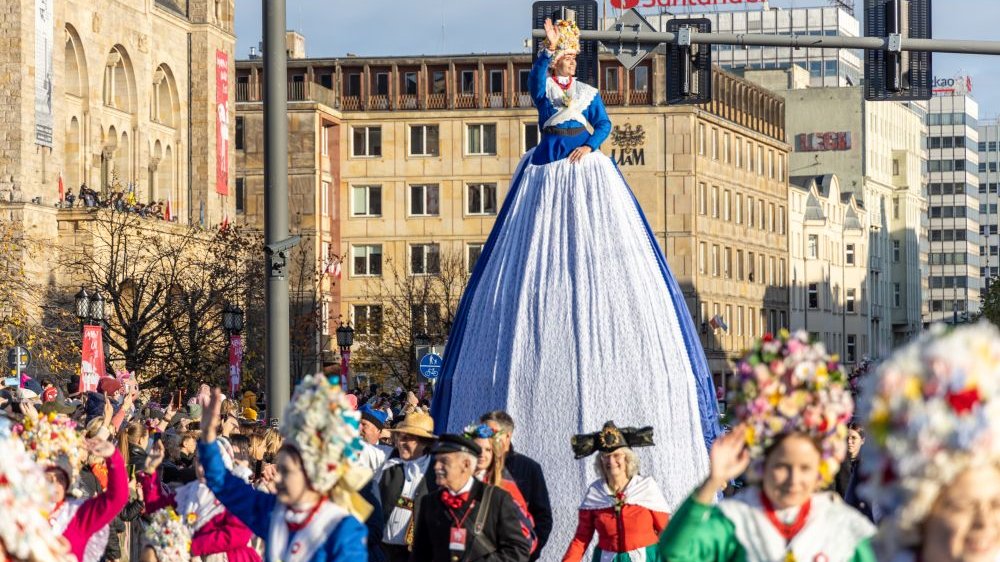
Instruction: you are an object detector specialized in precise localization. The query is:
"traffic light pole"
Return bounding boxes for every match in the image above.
[531,29,1000,56]
[262,0,296,425]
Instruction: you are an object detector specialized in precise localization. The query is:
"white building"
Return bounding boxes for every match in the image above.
[789,174,870,368]
[926,94,981,323]
[977,119,1000,286]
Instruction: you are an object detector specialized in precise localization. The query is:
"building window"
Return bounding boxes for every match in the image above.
[518,69,530,92]
[768,149,775,178]
[633,66,649,92]
[698,242,707,274]
[748,251,755,282]
[847,335,857,363]
[345,73,362,96]
[604,67,619,91]
[460,70,476,94]
[698,124,706,156]
[351,185,382,217]
[894,283,901,307]
[724,247,732,278]
[432,70,447,94]
[698,183,707,215]
[711,245,720,277]
[711,128,719,160]
[846,244,855,266]
[321,180,329,216]
[403,72,418,95]
[353,305,383,336]
[411,243,441,275]
[892,159,900,176]
[779,258,786,286]
[321,125,329,156]
[846,288,856,313]
[778,206,785,234]
[747,141,754,171]
[737,306,744,336]
[410,184,440,216]
[467,243,484,273]
[524,123,540,152]
[489,70,503,94]
[352,244,383,276]
[711,186,719,218]
[467,123,497,155]
[807,234,818,258]
[411,304,442,336]
[723,189,731,221]
[768,203,775,232]
[735,193,743,225]
[736,249,745,280]
[235,178,245,214]
[235,116,245,150]
[467,183,498,215]
[374,72,389,96]
[893,197,900,219]
[351,126,382,157]
[723,133,731,164]
[778,154,784,181]
[808,283,819,309]
[409,125,440,156]
[893,240,901,263]
[735,137,742,168]
[747,196,755,228]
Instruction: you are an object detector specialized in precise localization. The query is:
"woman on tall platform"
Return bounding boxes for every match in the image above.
[431,15,721,551]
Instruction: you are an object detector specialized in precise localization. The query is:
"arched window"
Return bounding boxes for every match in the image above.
[152,64,181,127]
[103,45,137,113]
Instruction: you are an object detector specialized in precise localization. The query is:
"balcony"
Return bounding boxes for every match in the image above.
[236,81,338,109]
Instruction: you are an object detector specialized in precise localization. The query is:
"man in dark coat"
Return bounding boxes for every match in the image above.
[411,434,530,562]
[481,411,552,561]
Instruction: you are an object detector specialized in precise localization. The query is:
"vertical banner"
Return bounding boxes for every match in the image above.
[34,0,54,147]
[340,350,351,390]
[228,334,243,397]
[215,50,230,195]
[79,325,107,393]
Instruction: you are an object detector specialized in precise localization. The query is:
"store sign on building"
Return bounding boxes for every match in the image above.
[796,131,851,153]
[610,123,646,167]
[932,75,973,96]
[612,0,765,8]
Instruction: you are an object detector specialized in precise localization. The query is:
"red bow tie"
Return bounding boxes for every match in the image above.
[440,490,470,510]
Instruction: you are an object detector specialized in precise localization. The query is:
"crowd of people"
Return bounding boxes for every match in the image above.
[2,321,1000,561]
[61,182,174,221]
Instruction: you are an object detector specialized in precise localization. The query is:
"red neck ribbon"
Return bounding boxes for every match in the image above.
[286,497,326,533]
[554,77,574,91]
[760,491,812,542]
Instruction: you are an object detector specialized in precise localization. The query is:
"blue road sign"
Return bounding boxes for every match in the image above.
[419,353,443,380]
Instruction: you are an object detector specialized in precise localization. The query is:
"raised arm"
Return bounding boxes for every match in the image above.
[529,18,560,106]
[73,442,129,537]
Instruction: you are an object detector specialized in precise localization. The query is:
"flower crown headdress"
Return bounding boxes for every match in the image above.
[15,412,84,481]
[859,322,1000,549]
[282,374,372,520]
[144,508,192,562]
[0,419,73,562]
[730,329,853,485]
[550,19,581,60]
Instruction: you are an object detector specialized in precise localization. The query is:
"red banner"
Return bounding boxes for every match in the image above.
[215,50,230,196]
[228,334,243,397]
[79,325,107,393]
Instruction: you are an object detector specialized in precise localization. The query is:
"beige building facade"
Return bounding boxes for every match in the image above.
[235,49,790,381]
[789,174,870,369]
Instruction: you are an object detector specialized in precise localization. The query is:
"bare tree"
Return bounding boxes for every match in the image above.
[352,248,471,391]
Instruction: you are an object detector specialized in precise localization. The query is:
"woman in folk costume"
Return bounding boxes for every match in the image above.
[139,507,194,562]
[464,423,538,554]
[430,13,720,552]
[562,421,670,562]
[17,412,129,562]
[139,435,261,562]
[197,375,372,562]
[658,330,876,562]
[858,322,1000,562]
[0,418,75,562]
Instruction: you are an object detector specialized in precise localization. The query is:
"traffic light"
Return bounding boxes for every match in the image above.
[864,0,932,101]
[532,1,599,87]
[665,18,712,106]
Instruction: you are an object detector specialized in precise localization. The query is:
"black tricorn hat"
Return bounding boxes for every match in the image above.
[571,421,654,459]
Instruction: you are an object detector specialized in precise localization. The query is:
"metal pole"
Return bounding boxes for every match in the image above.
[532,29,1000,56]
[263,0,290,424]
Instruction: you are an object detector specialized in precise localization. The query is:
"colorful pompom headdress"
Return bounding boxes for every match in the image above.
[730,329,853,485]
[550,18,581,61]
[0,419,73,562]
[859,322,1000,549]
[281,374,372,520]
[143,507,193,562]
[15,412,84,483]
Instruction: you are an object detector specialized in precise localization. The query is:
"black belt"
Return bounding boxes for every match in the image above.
[543,126,586,137]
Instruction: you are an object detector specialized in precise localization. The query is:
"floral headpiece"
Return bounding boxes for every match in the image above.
[858,322,1000,549]
[463,423,496,440]
[144,508,192,562]
[15,412,84,482]
[550,19,581,61]
[282,374,372,520]
[730,329,853,485]
[0,419,73,562]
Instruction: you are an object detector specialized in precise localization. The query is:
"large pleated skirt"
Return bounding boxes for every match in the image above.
[431,149,720,559]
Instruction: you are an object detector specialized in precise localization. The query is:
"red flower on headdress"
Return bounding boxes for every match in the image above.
[947,387,981,415]
[762,333,774,343]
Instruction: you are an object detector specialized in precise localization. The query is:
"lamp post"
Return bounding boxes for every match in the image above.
[335,322,354,390]
[222,303,245,397]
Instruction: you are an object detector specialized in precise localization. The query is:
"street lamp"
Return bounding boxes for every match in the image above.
[222,303,245,335]
[222,302,246,396]
[336,322,354,390]
[75,287,106,326]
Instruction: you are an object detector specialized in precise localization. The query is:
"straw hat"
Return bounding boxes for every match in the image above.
[390,411,436,440]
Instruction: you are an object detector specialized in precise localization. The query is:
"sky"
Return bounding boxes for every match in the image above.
[234,0,1000,118]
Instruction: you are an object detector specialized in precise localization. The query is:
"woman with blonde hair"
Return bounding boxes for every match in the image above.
[563,421,669,562]
[858,322,1000,562]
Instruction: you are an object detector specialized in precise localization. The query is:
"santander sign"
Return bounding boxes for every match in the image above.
[612,0,765,7]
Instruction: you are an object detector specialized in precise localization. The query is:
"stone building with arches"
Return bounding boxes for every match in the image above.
[1,0,236,228]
